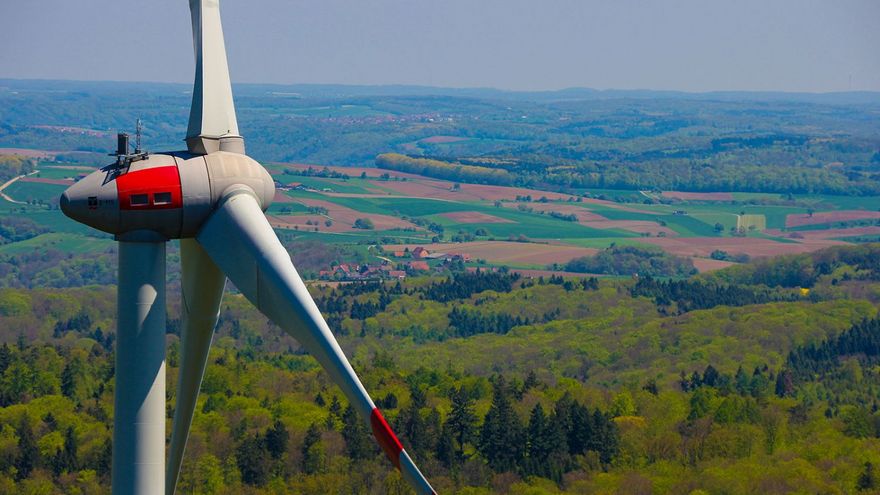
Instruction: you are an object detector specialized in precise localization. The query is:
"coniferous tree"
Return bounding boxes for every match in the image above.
[423,408,442,458]
[61,426,78,473]
[479,376,524,472]
[329,396,342,418]
[265,420,289,460]
[446,386,477,462]
[15,416,38,480]
[236,434,270,486]
[435,424,455,469]
[342,404,373,461]
[96,438,112,478]
[858,461,876,491]
[396,397,426,456]
[301,423,325,474]
[0,343,10,374]
[525,404,553,477]
[61,362,77,399]
[775,369,794,397]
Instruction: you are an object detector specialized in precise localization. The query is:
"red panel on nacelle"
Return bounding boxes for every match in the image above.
[117,166,183,210]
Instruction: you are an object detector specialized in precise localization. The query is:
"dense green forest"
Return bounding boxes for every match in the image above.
[0,244,879,493]
[2,80,879,196]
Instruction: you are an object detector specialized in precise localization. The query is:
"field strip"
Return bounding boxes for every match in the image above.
[0,170,39,204]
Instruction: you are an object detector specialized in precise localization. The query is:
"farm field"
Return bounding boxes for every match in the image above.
[1,153,878,276]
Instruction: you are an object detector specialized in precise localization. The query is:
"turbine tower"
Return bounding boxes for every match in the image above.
[59,1,436,494]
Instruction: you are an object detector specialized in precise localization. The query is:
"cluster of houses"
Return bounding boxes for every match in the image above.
[316,246,473,281]
[318,262,406,281]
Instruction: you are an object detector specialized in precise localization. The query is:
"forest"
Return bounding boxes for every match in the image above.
[0,244,879,493]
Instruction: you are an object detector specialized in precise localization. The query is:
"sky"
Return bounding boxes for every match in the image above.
[1,0,878,93]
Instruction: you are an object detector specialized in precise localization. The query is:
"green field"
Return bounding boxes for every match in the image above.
[3,181,66,203]
[0,232,112,255]
[33,166,82,180]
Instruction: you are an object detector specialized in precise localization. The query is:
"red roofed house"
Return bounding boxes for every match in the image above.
[411,246,430,259]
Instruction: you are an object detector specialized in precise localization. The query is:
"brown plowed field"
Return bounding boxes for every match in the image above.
[785,210,880,228]
[690,258,736,272]
[273,191,297,203]
[385,241,598,265]
[661,191,734,201]
[292,198,421,232]
[766,226,880,241]
[20,177,74,185]
[441,211,514,223]
[640,236,846,258]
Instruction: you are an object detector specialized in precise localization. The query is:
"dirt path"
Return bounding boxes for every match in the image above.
[0,170,39,204]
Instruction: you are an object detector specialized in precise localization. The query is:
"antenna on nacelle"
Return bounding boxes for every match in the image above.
[135,118,143,154]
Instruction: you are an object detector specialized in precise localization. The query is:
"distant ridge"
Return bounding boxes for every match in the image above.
[3,78,880,105]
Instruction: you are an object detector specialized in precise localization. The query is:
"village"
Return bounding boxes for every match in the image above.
[317,245,472,281]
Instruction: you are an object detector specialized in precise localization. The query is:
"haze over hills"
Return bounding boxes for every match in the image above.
[5,78,880,103]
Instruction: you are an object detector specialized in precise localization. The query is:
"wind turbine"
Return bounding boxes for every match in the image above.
[59,1,436,494]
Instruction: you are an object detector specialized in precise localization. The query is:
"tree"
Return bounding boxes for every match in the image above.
[858,462,876,491]
[0,344,10,374]
[342,404,373,461]
[396,397,426,456]
[265,420,289,460]
[479,376,524,472]
[301,423,325,474]
[775,369,794,397]
[60,426,78,473]
[524,403,566,479]
[446,386,477,462]
[435,424,455,468]
[15,416,38,480]
[61,362,77,399]
[353,218,374,230]
[236,435,270,486]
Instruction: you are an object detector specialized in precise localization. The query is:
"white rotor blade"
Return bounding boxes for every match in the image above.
[186,0,243,154]
[196,188,436,495]
[166,239,226,495]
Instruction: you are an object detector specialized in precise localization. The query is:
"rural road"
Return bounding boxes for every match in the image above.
[0,170,39,204]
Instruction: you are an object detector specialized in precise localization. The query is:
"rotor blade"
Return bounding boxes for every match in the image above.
[186,0,243,155]
[196,188,436,495]
[166,239,226,495]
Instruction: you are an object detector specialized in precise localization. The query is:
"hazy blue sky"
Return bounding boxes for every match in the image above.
[1,0,878,92]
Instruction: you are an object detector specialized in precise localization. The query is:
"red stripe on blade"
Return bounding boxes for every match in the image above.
[370,408,402,469]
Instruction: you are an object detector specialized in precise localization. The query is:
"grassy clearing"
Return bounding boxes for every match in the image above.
[266,202,309,214]
[655,214,717,237]
[4,181,66,203]
[33,167,81,180]
[0,232,112,255]
[273,175,379,194]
